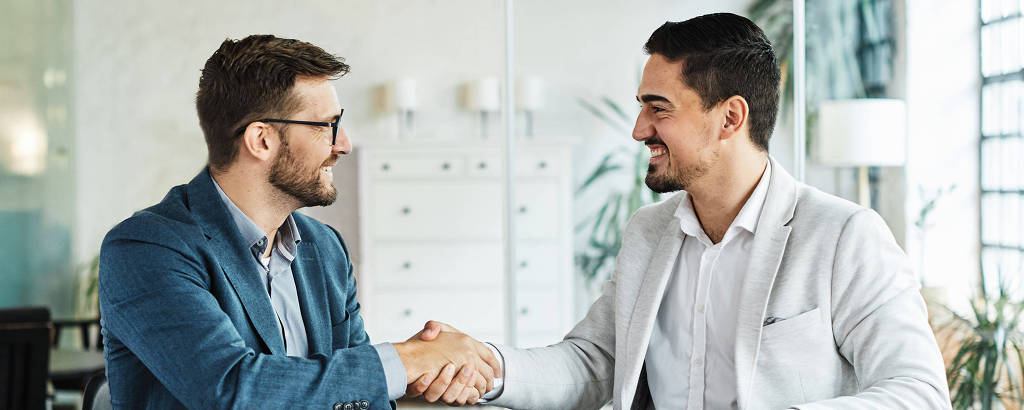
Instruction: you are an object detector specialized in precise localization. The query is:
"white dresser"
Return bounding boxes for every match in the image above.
[354,139,577,348]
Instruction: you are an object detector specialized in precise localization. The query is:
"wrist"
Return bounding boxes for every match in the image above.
[393,341,422,384]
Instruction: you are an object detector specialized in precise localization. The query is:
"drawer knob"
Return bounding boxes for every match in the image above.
[403,309,413,317]
[519,307,529,316]
[518,206,528,214]
[478,162,487,170]
[381,163,390,171]
[403,261,412,270]
[519,260,528,268]
[441,162,451,170]
[538,161,547,169]
[401,207,411,215]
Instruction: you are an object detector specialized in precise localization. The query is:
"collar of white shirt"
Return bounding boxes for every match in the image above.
[673,160,772,246]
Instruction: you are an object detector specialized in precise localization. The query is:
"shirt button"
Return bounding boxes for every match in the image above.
[694,358,704,366]
[697,305,705,314]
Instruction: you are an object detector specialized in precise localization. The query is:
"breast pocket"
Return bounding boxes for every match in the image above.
[756,306,843,405]
[762,306,823,341]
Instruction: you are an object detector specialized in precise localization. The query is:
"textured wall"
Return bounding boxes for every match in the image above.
[71,0,748,263]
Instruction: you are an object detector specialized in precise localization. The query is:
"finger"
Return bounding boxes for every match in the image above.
[453,385,480,406]
[472,356,495,392]
[471,370,489,398]
[441,364,475,404]
[477,342,502,377]
[418,321,443,341]
[424,363,457,403]
[406,372,434,398]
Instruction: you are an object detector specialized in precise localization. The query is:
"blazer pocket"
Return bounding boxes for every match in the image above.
[762,306,823,341]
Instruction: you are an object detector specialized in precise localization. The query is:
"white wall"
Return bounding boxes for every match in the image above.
[71,0,749,265]
[903,0,981,303]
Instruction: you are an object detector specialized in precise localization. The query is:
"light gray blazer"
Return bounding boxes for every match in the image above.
[490,157,951,410]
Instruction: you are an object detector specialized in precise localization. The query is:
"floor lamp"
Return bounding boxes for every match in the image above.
[815,99,907,208]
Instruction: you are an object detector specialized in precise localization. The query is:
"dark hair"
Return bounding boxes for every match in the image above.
[644,13,780,152]
[196,35,349,171]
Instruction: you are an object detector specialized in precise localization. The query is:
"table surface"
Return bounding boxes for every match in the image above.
[49,348,105,378]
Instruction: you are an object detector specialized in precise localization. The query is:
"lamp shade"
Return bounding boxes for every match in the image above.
[815,98,907,167]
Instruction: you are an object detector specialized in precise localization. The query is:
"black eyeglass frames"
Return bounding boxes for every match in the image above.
[236,109,344,145]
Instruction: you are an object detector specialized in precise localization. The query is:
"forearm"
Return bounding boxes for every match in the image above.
[487,338,614,410]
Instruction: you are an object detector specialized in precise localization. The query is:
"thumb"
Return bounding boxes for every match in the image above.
[418,320,443,341]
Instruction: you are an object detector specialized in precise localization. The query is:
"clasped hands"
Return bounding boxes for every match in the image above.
[394,321,501,405]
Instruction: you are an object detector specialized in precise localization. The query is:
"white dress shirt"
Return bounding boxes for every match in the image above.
[646,160,771,409]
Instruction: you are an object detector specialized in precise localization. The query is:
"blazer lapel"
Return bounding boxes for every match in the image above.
[734,157,797,408]
[292,240,330,358]
[186,168,286,356]
[621,221,684,408]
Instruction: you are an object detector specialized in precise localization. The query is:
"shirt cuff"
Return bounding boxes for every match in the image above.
[478,342,506,402]
[372,343,407,400]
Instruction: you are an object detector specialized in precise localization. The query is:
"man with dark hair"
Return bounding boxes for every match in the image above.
[100,35,498,409]
[411,13,950,409]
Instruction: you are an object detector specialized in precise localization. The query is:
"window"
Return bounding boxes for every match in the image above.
[980,0,1024,289]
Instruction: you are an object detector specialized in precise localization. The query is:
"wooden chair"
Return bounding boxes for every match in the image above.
[0,306,51,410]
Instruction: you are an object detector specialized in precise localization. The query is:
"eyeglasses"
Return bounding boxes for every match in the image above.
[236,109,344,145]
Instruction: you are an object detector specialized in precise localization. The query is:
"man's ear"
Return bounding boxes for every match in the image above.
[239,122,277,162]
[719,95,749,141]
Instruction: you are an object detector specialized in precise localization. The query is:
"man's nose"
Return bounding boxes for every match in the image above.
[333,127,352,154]
[632,112,653,142]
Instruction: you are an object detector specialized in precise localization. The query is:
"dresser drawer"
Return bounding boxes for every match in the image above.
[370,182,503,240]
[514,181,560,239]
[467,154,502,178]
[516,152,561,177]
[514,242,561,287]
[371,243,503,288]
[515,289,561,333]
[370,155,465,178]
[365,290,504,340]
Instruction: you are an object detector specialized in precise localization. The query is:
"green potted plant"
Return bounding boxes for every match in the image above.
[574,97,660,287]
[940,281,1024,409]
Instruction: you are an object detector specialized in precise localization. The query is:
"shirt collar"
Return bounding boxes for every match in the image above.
[210,175,301,258]
[673,159,772,245]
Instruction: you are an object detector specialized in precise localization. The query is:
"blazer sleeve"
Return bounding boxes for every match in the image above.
[487,276,617,410]
[793,209,951,409]
[99,216,391,409]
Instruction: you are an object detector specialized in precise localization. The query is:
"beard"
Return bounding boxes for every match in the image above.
[268,137,338,207]
[644,136,717,194]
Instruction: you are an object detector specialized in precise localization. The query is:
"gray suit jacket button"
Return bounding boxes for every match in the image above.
[342,403,355,410]
[333,403,343,410]
[358,400,369,409]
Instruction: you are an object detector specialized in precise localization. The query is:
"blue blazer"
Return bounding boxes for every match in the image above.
[99,168,392,409]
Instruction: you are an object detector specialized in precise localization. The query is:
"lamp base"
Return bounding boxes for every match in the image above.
[857,166,871,208]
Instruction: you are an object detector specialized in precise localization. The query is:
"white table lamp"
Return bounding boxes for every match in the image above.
[815,98,907,208]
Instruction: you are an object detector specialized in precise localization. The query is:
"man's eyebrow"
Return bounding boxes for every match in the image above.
[638,94,671,105]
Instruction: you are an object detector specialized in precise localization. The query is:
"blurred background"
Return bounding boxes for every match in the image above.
[1,0,1021,408]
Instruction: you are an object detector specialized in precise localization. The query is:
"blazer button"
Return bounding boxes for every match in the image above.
[333,403,343,410]
[342,403,354,410]
[359,400,369,409]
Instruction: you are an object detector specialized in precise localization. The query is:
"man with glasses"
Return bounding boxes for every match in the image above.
[99,35,499,409]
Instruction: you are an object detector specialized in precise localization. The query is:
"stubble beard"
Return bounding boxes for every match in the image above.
[268,137,338,207]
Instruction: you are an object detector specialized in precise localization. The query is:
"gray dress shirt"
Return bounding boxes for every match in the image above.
[211,177,405,398]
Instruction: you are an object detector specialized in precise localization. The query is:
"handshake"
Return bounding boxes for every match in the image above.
[394,321,502,406]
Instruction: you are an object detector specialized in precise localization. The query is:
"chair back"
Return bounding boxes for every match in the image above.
[82,371,111,410]
[0,306,51,410]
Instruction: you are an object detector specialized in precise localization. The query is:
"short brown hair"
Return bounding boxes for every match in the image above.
[644,14,780,152]
[196,35,349,171]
